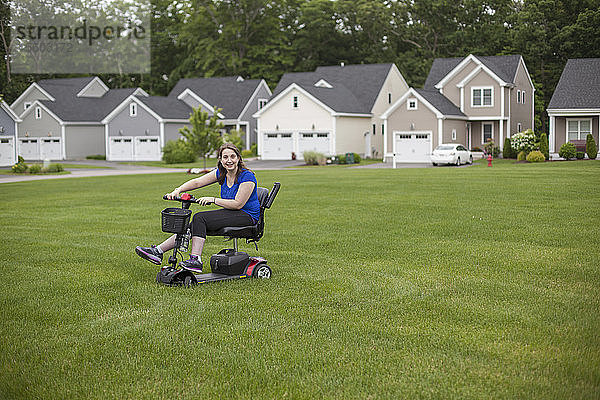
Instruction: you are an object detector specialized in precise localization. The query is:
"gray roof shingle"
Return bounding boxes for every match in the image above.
[39,88,138,122]
[424,55,522,89]
[271,63,394,114]
[548,58,600,109]
[415,89,465,117]
[137,96,193,120]
[168,77,264,119]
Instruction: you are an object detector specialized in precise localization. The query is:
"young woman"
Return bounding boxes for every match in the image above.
[135,143,260,272]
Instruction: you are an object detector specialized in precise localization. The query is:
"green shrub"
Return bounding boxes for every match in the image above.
[539,133,549,161]
[517,151,527,161]
[241,149,254,159]
[12,160,28,173]
[352,153,361,163]
[86,154,106,160]
[471,147,483,152]
[303,151,326,165]
[47,163,64,172]
[162,139,196,164]
[337,154,346,164]
[484,141,501,158]
[503,138,516,159]
[576,151,585,160]
[559,142,577,160]
[250,143,257,156]
[28,164,42,173]
[526,150,545,163]
[586,133,598,159]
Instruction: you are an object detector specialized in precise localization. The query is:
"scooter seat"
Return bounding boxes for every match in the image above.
[208,225,259,238]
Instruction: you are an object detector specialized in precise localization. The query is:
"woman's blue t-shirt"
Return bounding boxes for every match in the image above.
[216,169,260,222]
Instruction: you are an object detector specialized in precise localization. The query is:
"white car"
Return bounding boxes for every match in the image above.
[431,144,473,166]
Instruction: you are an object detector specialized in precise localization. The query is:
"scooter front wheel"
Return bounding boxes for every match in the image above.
[253,264,272,279]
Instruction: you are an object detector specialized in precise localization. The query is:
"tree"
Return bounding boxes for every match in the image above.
[179,106,224,170]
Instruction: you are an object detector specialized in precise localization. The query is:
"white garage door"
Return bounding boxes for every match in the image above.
[0,138,16,166]
[19,138,40,160]
[298,132,330,158]
[135,137,161,161]
[394,132,432,163]
[262,133,293,160]
[40,138,62,160]
[109,137,134,161]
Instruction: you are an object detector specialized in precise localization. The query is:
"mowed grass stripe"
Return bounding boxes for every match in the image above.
[0,161,599,399]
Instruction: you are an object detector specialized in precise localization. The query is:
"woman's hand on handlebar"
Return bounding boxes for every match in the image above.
[165,189,181,200]
[198,196,216,206]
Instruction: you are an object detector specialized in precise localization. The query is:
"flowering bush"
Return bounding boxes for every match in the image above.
[510,129,537,153]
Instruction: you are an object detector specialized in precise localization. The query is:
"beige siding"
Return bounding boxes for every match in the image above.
[554,116,599,152]
[370,66,410,157]
[442,119,468,145]
[12,86,52,116]
[335,116,371,155]
[509,61,534,135]
[386,100,439,150]
[464,71,502,117]
[65,125,104,158]
[260,88,332,132]
[441,59,479,106]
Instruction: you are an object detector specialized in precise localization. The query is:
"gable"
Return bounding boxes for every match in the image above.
[11,83,55,115]
[77,78,109,98]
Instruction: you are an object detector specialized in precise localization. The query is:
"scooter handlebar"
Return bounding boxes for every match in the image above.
[163,193,198,203]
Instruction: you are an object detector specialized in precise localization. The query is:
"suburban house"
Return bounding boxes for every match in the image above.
[102,95,192,161]
[253,63,409,160]
[10,77,146,160]
[0,100,21,166]
[382,54,534,163]
[168,76,272,150]
[547,58,600,158]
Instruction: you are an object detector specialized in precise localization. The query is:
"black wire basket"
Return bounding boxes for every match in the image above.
[161,208,192,234]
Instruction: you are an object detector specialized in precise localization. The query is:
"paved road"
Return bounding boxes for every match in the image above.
[0,159,306,184]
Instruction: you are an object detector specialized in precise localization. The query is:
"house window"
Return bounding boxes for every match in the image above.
[129,103,137,117]
[24,102,32,110]
[381,124,385,136]
[517,123,522,132]
[388,93,392,104]
[522,91,526,104]
[567,119,592,141]
[258,99,268,110]
[372,124,376,135]
[35,107,42,119]
[407,98,418,110]
[293,96,298,108]
[452,129,457,141]
[517,90,521,104]
[472,87,493,107]
[482,123,493,143]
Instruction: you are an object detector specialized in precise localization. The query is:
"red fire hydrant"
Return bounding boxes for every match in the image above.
[487,154,493,167]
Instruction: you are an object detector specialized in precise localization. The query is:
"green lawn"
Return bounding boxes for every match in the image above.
[1,161,599,399]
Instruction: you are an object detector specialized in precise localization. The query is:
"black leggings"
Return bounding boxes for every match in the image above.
[190,209,254,238]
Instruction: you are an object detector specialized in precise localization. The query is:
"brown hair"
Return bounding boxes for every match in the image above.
[216,143,248,185]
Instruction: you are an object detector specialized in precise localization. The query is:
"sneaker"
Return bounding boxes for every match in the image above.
[135,245,163,265]
[179,256,203,273]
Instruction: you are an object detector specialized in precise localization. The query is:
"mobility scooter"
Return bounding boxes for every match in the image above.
[155,182,280,286]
